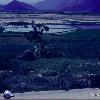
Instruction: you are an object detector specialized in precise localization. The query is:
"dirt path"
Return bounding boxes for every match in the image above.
[1,88,100,99]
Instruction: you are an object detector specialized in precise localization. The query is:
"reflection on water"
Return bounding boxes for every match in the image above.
[76,25,100,29]
[46,25,77,34]
[2,23,100,34]
[46,24,100,34]
[1,18,100,34]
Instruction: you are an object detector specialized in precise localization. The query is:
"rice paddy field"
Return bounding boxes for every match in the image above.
[0,13,100,93]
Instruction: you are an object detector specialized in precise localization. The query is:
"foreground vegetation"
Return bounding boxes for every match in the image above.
[0,29,100,92]
[1,57,100,93]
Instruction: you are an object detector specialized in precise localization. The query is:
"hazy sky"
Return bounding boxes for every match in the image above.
[0,0,43,4]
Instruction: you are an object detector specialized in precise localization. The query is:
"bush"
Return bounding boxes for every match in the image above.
[0,54,13,71]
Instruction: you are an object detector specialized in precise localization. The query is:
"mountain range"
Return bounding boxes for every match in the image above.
[0,0,100,13]
[0,0,37,12]
[34,0,100,13]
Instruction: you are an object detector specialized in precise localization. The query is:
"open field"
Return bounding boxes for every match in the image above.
[0,13,100,93]
[0,13,100,24]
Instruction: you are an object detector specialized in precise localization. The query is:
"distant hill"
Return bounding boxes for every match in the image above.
[61,0,100,13]
[0,5,5,12]
[4,0,37,12]
[0,0,100,13]
[34,0,65,11]
[34,0,100,13]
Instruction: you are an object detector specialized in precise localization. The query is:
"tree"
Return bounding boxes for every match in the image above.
[25,21,49,57]
[0,26,5,33]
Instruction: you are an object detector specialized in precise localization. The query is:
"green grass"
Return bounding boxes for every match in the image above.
[8,57,100,75]
[64,29,100,41]
[1,29,100,75]
[9,57,67,73]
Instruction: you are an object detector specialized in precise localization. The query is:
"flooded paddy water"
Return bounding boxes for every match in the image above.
[0,14,100,35]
